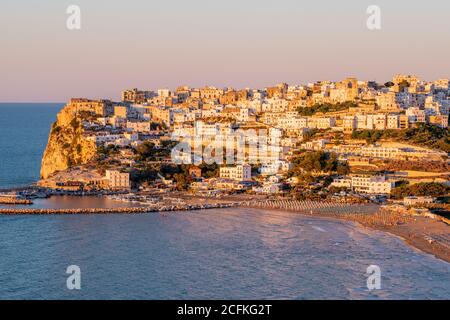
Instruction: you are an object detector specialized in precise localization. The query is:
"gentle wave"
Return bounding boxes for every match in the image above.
[0,208,449,299]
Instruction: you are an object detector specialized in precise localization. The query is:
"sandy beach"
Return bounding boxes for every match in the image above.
[241,199,450,264]
[372,218,450,264]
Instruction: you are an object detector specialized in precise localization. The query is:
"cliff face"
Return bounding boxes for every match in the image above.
[40,104,97,179]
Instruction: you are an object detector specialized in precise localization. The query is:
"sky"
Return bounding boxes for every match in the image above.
[1,0,449,102]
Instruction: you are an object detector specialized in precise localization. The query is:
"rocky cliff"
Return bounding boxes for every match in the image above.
[40,104,97,179]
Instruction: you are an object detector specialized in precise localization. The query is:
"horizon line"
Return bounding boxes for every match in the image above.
[0,102,66,104]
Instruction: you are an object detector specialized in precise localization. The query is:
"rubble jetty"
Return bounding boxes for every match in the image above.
[0,202,238,215]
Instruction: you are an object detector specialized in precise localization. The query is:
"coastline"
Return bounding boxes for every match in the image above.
[245,205,450,264]
[1,203,449,300]
[1,194,449,264]
[368,220,450,264]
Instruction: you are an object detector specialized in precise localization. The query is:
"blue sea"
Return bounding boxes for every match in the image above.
[0,104,449,300]
[0,103,63,189]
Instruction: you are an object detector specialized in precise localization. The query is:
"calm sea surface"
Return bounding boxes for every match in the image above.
[0,104,449,299]
[0,103,63,189]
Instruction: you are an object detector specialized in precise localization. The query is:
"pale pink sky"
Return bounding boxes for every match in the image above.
[1,0,449,102]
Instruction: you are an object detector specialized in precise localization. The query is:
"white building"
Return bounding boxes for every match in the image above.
[87,134,123,145]
[194,121,220,137]
[331,175,394,194]
[238,108,250,122]
[127,120,151,133]
[158,88,171,98]
[277,116,308,130]
[406,107,426,123]
[219,164,252,181]
[259,160,292,176]
[105,170,130,189]
[253,183,282,194]
[386,114,400,129]
[343,116,357,130]
[377,92,399,111]
[366,114,387,130]
[301,139,327,151]
[308,117,336,129]
[261,98,289,113]
[404,196,435,206]
[425,96,449,116]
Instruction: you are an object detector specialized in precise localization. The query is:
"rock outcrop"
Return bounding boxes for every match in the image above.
[40,104,97,179]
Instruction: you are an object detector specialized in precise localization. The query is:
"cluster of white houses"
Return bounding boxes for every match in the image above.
[59,75,449,195]
[73,75,449,153]
[301,139,446,162]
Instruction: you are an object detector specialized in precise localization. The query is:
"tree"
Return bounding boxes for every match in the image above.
[290,151,344,175]
[391,182,450,199]
[136,141,156,160]
[297,102,357,116]
[336,162,350,175]
[173,173,193,191]
[398,80,410,92]
[199,163,219,178]
[351,124,450,153]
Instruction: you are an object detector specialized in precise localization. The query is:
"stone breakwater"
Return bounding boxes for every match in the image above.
[0,198,33,205]
[0,202,238,215]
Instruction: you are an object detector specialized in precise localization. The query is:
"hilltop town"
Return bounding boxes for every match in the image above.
[37,75,449,213]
